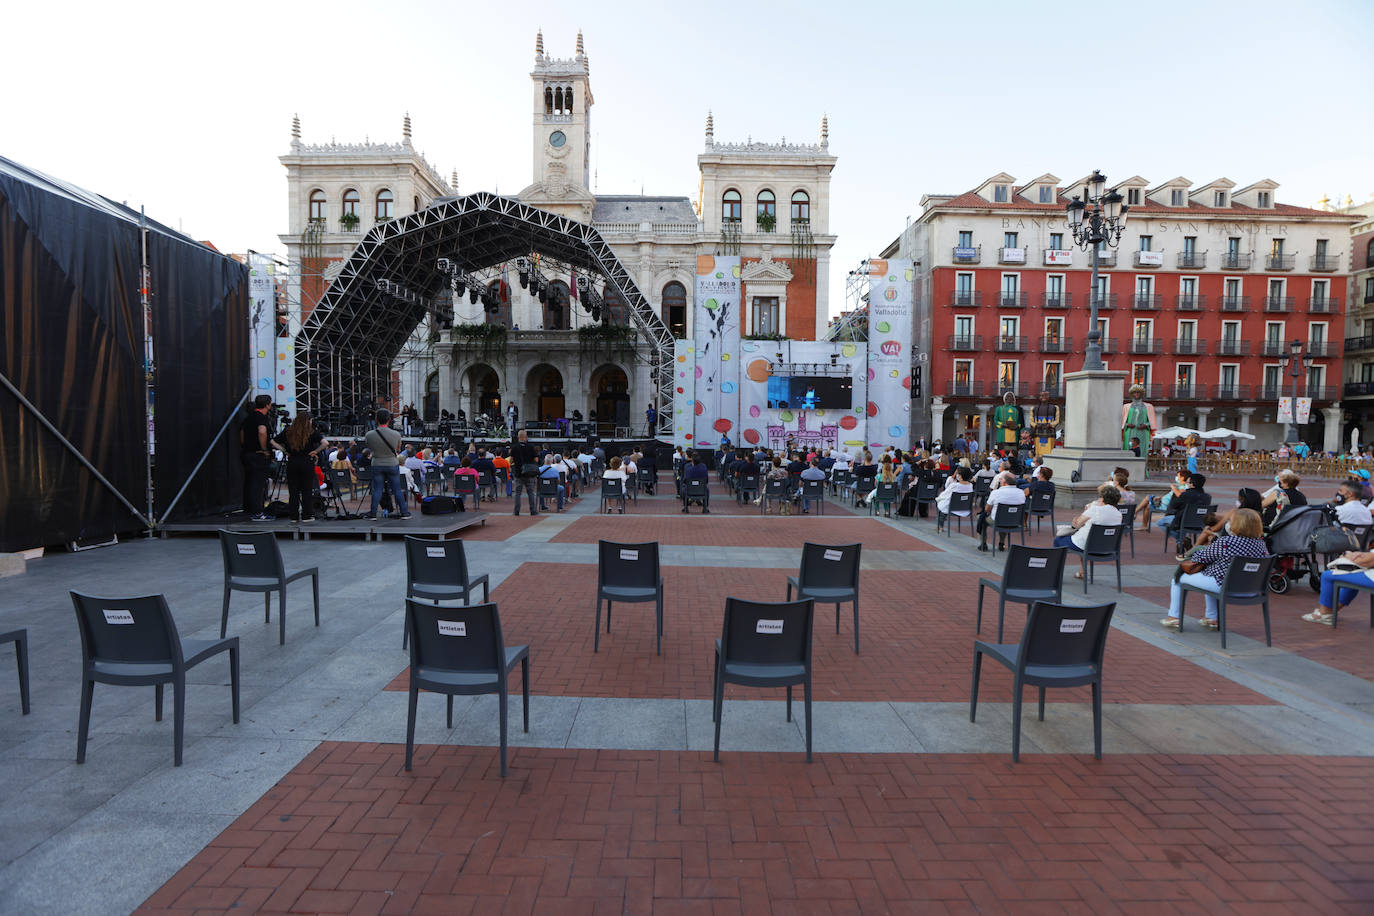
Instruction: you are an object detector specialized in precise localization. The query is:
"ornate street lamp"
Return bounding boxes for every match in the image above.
[1066,170,1130,371]
[1278,338,1315,444]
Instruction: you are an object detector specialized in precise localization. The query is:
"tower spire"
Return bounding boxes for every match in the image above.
[291,113,301,148]
[450,169,458,193]
[705,110,714,150]
[576,29,584,58]
[535,28,544,59]
[402,112,412,146]
[820,113,829,150]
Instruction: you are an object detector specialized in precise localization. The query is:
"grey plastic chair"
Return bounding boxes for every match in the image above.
[913,480,940,517]
[869,482,900,517]
[1027,490,1056,532]
[1079,523,1126,593]
[853,476,876,506]
[402,536,489,649]
[454,473,478,506]
[218,529,320,646]
[71,591,239,766]
[786,542,861,653]
[991,503,1027,554]
[971,600,1116,762]
[938,490,975,537]
[595,540,664,654]
[799,479,826,515]
[403,600,528,777]
[0,629,30,715]
[1120,500,1141,557]
[760,478,790,514]
[681,477,709,513]
[712,597,815,763]
[477,472,498,503]
[537,476,562,510]
[1164,503,1212,554]
[976,545,1068,642]
[600,478,627,514]
[737,473,760,503]
[1177,554,1275,649]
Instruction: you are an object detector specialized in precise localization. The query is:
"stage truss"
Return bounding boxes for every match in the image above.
[295,192,674,436]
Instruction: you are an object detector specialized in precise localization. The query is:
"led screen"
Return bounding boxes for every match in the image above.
[765,375,853,410]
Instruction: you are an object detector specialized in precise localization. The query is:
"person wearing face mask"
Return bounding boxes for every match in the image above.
[1333,482,1373,527]
[1193,488,1264,550]
[1261,470,1307,527]
[1147,470,1194,531]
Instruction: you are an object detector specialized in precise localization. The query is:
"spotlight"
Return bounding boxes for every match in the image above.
[469,288,479,305]
[455,277,466,297]
[538,287,548,304]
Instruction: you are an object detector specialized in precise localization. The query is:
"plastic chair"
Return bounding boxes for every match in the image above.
[1177,554,1275,649]
[352,467,373,512]
[976,545,1068,642]
[853,476,876,506]
[1027,490,1056,532]
[738,474,760,503]
[712,597,815,762]
[786,542,861,653]
[595,541,664,655]
[402,536,489,649]
[403,600,529,777]
[537,476,562,510]
[1120,500,1141,557]
[1079,524,1125,593]
[682,477,709,513]
[218,529,320,646]
[869,482,900,516]
[1164,503,1212,554]
[600,478,627,513]
[637,467,656,495]
[913,480,940,517]
[424,467,443,495]
[991,503,1026,554]
[454,473,478,506]
[0,629,30,715]
[830,469,853,496]
[760,478,790,514]
[972,477,992,513]
[70,591,239,766]
[970,600,1116,762]
[937,490,974,536]
[477,472,498,503]
[799,479,826,515]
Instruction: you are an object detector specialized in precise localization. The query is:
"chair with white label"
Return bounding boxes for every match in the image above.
[217,529,320,646]
[1177,555,1275,650]
[595,540,665,655]
[1079,524,1126,594]
[403,600,529,776]
[786,542,862,653]
[401,536,489,649]
[975,545,1067,642]
[712,597,815,762]
[970,600,1115,763]
[70,591,240,766]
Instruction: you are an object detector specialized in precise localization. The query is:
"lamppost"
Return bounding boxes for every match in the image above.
[1278,338,1314,445]
[1066,171,1130,371]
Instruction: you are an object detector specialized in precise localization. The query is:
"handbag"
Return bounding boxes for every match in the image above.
[1312,526,1360,556]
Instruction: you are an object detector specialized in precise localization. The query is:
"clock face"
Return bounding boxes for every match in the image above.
[549,130,566,148]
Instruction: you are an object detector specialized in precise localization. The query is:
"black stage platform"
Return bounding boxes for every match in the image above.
[158,511,489,542]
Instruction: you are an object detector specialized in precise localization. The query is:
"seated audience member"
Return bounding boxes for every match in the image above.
[1156,473,1210,537]
[1306,547,1374,626]
[831,450,851,473]
[1334,481,1374,528]
[1053,484,1124,565]
[977,471,1027,551]
[602,456,629,513]
[1354,468,1374,502]
[681,452,711,513]
[799,457,827,513]
[1194,488,1264,549]
[330,446,356,483]
[863,456,899,509]
[442,449,462,470]
[935,465,975,520]
[853,452,878,482]
[786,452,808,475]
[1163,508,1268,630]
[538,456,566,512]
[492,449,512,495]
[1024,465,1055,500]
[1142,469,1190,528]
[1261,469,1307,526]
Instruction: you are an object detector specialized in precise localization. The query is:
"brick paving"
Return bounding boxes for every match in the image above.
[450,512,547,541]
[137,742,1374,915]
[385,564,1269,705]
[553,516,934,551]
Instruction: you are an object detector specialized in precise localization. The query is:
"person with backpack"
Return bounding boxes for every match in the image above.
[510,430,541,516]
[363,409,411,519]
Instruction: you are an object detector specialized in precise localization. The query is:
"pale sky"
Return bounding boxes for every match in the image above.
[4,0,1371,316]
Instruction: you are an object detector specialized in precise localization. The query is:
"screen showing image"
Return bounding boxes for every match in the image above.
[766,375,853,410]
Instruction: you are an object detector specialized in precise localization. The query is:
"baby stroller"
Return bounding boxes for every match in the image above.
[1263,504,1348,594]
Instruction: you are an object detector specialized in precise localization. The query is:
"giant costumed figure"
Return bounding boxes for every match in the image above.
[1120,384,1158,452]
[1032,399,1061,457]
[991,391,1023,449]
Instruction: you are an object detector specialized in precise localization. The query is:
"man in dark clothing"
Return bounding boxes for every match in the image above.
[239,394,274,519]
[510,431,540,516]
[681,452,710,513]
[1166,473,1211,539]
[786,453,807,475]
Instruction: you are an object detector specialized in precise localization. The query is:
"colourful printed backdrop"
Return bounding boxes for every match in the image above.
[248,254,295,409]
[863,259,915,451]
[672,339,696,446]
[692,256,741,445]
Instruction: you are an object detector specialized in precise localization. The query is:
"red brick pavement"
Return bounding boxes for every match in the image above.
[553,516,934,551]
[385,565,1268,705]
[451,513,546,541]
[137,742,1374,915]
[596,481,860,518]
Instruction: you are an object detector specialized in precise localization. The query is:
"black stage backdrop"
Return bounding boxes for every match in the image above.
[0,158,247,552]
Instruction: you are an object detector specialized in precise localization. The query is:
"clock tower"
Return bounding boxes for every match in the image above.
[519,29,596,222]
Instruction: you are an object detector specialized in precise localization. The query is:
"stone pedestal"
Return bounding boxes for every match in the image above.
[1042,369,1146,491]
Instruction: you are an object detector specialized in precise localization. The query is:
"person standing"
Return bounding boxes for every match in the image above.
[510,430,540,516]
[271,411,326,523]
[506,401,519,433]
[364,409,411,519]
[646,402,657,433]
[239,394,275,520]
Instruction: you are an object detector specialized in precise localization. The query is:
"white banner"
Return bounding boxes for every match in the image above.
[1000,247,1026,264]
[1044,249,1073,266]
[692,256,741,447]
[1296,397,1312,424]
[1136,250,1164,266]
[248,254,276,403]
[1277,397,1293,424]
[864,259,915,450]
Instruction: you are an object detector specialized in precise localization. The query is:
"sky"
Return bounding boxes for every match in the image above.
[4,0,1372,317]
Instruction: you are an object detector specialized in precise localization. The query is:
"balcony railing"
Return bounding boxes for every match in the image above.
[952,245,982,264]
[1213,384,1250,401]
[1041,292,1071,309]
[1132,293,1162,310]
[1309,297,1338,314]
[1170,384,1203,400]
[1220,295,1251,313]
[1039,336,1073,353]
[1128,337,1163,355]
[948,334,984,351]
[1267,253,1296,271]
[1133,250,1165,268]
[1043,249,1073,266]
[996,292,1027,308]
[1346,336,1374,353]
[1176,251,1207,269]
[1263,296,1293,313]
[946,381,984,397]
[1259,385,1284,400]
[1310,254,1341,272]
[1261,341,1289,357]
[995,382,1029,398]
[1175,294,1205,311]
[1307,341,1334,358]
[1306,385,1335,401]
[1366,293,1374,305]
[1036,383,1063,399]
[1089,293,1118,311]
[1128,383,1163,399]
[950,291,983,307]
[1345,382,1374,397]
[1219,252,1252,270]
[1216,339,1251,357]
[1172,338,1207,356]
[998,247,1027,264]
[994,335,1028,352]
[1099,337,1121,355]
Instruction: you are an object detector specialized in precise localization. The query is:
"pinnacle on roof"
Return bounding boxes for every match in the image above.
[535,29,544,59]
[820,114,829,149]
[450,169,458,192]
[576,29,584,58]
[705,111,714,148]
[291,113,300,141]
[403,112,412,145]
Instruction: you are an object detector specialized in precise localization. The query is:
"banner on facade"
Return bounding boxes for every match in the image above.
[693,255,742,446]
[248,254,277,402]
[864,258,915,450]
[1044,249,1072,266]
[1296,397,1312,425]
[672,338,695,447]
[1277,397,1292,424]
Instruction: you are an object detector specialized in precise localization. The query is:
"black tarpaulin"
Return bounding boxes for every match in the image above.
[0,156,248,551]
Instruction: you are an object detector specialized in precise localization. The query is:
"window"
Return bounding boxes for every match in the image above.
[1091,274,1109,305]
[1138,235,1152,251]
[1272,238,1285,256]
[790,190,810,223]
[1038,185,1053,203]
[1043,362,1062,390]
[1313,280,1328,304]
[1214,191,1227,207]
[375,188,393,221]
[1265,322,1285,348]
[1170,189,1185,206]
[1308,364,1325,395]
[1220,364,1238,392]
[955,273,974,305]
[1268,279,1285,303]
[1004,232,1018,248]
[1135,276,1153,300]
[1178,319,1197,342]
[1224,278,1242,304]
[1049,232,1063,249]
[341,188,360,218]
[1177,364,1195,393]
[308,189,326,221]
[1179,277,1197,305]
[1257,191,1271,208]
[957,230,973,248]
[722,190,741,223]
[993,184,1009,202]
[1182,236,1196,255]
[1131,363,1151,387]
[1044,318,1064,346]
[1263,364,1282,394]
[662,281,687,338]
[484,280,510,328]
[1368,238,1374,267]
[954,315,974,338]
[1227,236,1241,255]
[1046,275,1064,304]
[1365,277,1374,301]
[413,195,420,212]
[1363,363,1374,383]
[999,316,1019,340]
[1222,321,1240,343]
[751,296,779,335]
[1310,323,1327,346]
[756,189,776,229]
[1001,274,1019,301]
[1133,319,1153,340]
[953,359,973,389]
[1315,238,1328,258]
[544,281,570,330]
[998,360,1017,390]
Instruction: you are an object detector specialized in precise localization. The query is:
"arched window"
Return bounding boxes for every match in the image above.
[757,190,776,231]
[1368,237,1374,266]
[544,86,554,115]
[375,189,393,221]
[790,190,810,224]
[722,189,741,223]
[603,285,629,325]
[554,87,564,114]
[308,189,326,222]
[662,281,687,339]
[341,188,360,218]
